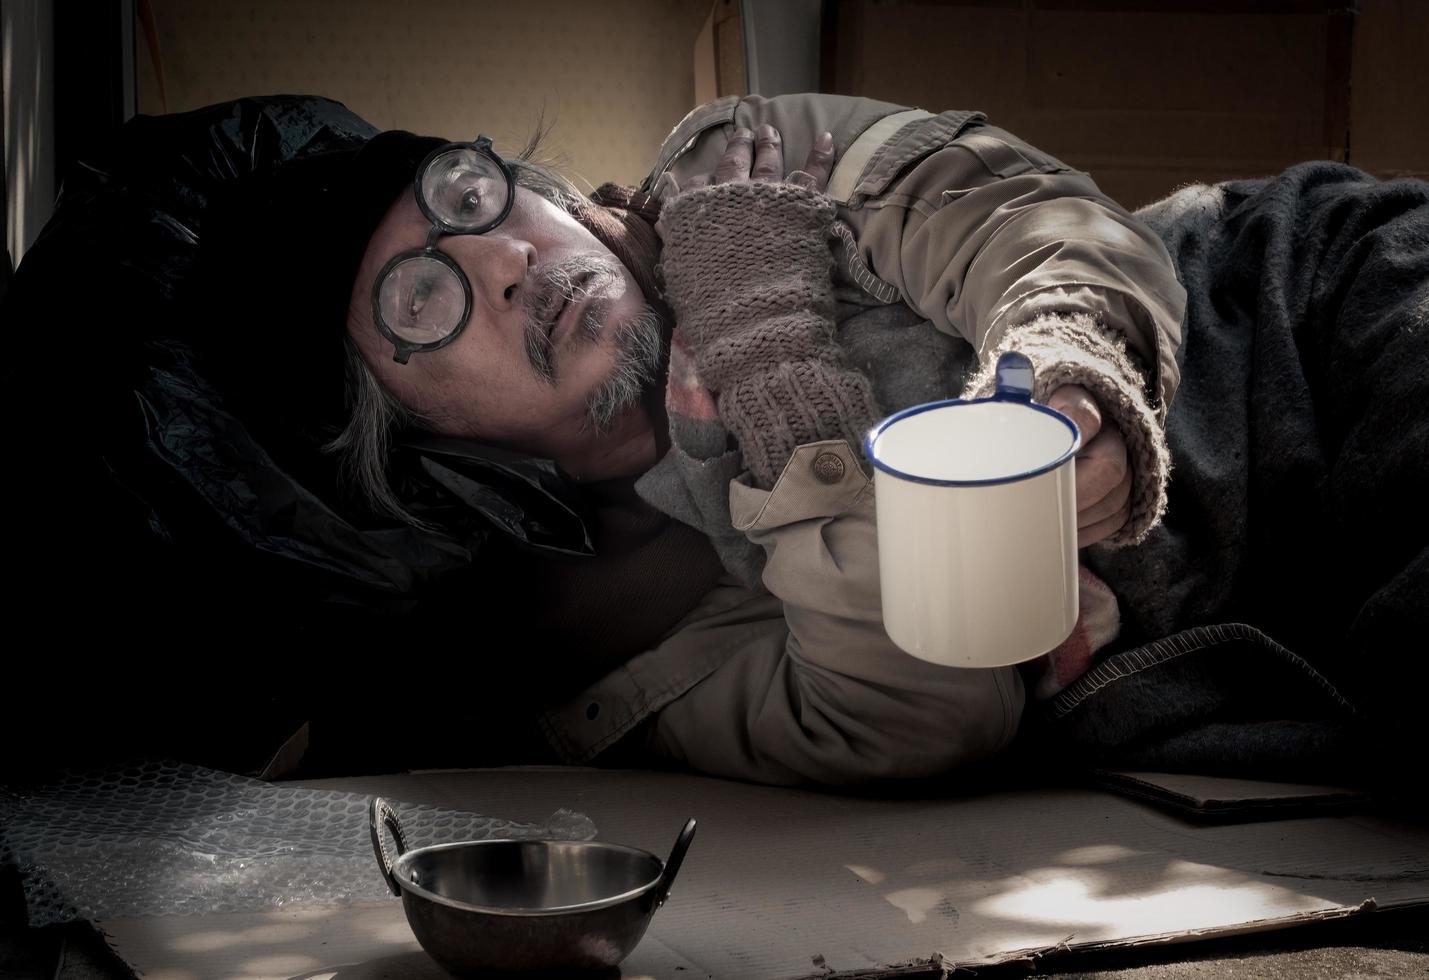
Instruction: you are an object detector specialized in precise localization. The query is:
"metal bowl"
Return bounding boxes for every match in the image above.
[369,798,696,977]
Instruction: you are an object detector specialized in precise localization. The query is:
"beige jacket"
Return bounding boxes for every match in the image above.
[537,94,1187,788]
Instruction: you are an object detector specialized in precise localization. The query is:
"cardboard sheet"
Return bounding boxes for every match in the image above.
[1094,771,1367,820]
[97,767,1429,980]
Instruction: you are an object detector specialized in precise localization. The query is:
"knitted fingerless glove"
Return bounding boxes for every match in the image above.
[967,313,1171,546]
[656,180,882,490]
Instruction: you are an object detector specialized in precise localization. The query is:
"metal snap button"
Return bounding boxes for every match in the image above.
[812,452,846,484]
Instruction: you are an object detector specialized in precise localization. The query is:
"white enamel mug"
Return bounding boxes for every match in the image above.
[864,351,1082,668]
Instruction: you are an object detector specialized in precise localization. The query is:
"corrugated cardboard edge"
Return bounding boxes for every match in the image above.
[795,897,1429,980]
[1092,770,1366,820]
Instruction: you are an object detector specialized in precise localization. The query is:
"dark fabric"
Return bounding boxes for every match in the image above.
[200,129,447,435]
[297,184,729,774]
[1032,624,1367,782]
[0,95,717,775]
[1047,163,1429,780]
[502,474,727,690]
[0,96,593,616]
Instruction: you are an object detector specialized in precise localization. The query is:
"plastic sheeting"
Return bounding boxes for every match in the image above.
[0,761,596,927]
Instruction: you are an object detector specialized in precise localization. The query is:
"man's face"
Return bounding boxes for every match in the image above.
[348,184,663,479]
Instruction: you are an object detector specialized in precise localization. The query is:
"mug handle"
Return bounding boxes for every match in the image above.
[993,350,1035,403]
[368,797,409,897]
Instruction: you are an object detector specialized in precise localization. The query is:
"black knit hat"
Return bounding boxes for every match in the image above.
[202,129,448,442]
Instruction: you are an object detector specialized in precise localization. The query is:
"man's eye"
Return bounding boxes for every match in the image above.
[407,279,433,319]
[458,188,482,214]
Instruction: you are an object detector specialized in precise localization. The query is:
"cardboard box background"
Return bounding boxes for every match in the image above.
[136,1,1429,207]
[825,0,1425,209]
[135,0,712,188]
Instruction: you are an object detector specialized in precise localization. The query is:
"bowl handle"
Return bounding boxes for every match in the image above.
[368,797,410,897]
[655,817,698,909]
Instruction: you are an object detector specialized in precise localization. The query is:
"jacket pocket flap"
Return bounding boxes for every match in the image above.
[846,108,988,204]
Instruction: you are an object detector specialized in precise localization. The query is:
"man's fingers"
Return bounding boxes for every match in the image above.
[1049,383,1126,529]
[1078,465,1132,529]
[751,125,784,182]
[796,131,835,191]
[1074,424,1129,516]
[714,127,755,183]
[1046,384,1102,445]
[697,125,836,191]
[681,175,711,192]
[1078,500,1133,548]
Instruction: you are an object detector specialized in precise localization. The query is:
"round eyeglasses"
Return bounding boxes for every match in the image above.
[371,135,516,364]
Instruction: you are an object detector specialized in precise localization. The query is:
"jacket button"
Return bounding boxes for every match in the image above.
[812,452,846,484]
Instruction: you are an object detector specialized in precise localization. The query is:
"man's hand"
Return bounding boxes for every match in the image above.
[654,125,836,240]
[1046,385,1132,547]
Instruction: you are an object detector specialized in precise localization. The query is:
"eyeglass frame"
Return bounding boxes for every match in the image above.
[370,134,517,365]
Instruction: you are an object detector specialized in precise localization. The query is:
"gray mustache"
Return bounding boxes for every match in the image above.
[524,254,622,335]
[522,254,623,384]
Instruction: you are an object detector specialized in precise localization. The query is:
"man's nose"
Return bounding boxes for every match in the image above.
[467,234,536,311]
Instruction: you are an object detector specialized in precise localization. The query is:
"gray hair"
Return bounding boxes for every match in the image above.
[324,140,610,525]
[326,334,425,524]
[586,301,664,436]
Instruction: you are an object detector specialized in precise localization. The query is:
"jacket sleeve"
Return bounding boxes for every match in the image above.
[651,94,1187,414]
[540,440,1024,789]
[655,96,1183,541]
[838,123,1186,414]
[663,442,1024,786]
[846,129,1182,542]
[538,169,1024,787]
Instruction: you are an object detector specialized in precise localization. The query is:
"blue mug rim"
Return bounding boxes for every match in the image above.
[863,395,1083,488]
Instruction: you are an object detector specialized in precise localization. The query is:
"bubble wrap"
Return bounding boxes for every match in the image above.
[0,761,596,927]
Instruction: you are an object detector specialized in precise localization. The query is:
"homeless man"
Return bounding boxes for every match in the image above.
[238,92,1183,786]
[30,92,1416,785]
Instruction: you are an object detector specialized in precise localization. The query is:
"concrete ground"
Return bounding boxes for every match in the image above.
[3,897,1426,979]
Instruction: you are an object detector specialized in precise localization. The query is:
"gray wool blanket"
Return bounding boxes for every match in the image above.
[1036,163,1429,785]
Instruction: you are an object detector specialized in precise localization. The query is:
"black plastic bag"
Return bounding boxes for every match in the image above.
[0,95,593,645]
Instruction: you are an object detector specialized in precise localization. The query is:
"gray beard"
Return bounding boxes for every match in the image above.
[584,301,666,437]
